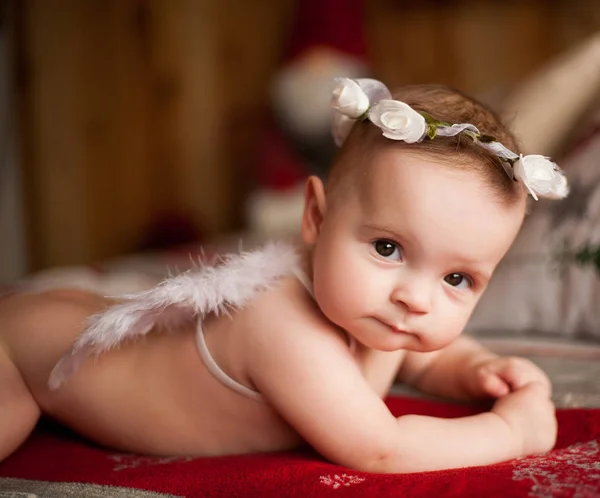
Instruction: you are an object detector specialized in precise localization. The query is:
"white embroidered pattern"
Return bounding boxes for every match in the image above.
[512,439,600,497]
[109,454,196,472]
[319,474,366,490]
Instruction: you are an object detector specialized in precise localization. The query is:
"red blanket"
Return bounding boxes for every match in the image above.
[1,397,598,497]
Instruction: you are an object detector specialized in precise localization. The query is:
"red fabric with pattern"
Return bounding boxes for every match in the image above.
[1,397,599,497]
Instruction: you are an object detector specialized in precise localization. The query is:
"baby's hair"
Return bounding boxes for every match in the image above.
[327,84,523,204]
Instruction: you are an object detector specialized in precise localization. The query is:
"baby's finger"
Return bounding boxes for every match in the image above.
[487,358,552,396]
[477,367,510,398]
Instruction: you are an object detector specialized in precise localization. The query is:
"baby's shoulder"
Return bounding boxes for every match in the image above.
[236,274,345,352]
[241,274,322,328]
[205,241,350,353]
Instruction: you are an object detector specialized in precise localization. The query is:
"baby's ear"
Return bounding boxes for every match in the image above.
[301,176,327,245]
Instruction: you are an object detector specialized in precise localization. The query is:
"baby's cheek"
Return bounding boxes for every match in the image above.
[430,314,468,349]
[313,275,365,330]
[312,274,346,322]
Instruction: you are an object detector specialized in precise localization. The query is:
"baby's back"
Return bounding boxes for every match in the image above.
[4,288,302,457]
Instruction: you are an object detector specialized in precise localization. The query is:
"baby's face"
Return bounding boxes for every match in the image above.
[307,149,526,352]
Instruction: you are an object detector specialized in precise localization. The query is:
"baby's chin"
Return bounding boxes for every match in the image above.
[344,324,425,353]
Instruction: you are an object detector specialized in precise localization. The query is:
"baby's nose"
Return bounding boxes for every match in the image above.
[390,279,431,314]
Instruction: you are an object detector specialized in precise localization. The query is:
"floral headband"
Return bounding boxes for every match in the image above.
[331,78,569,200]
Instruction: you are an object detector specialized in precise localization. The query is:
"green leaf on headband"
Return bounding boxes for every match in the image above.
[426,124,438,140]
[419,111,435,124]
[479,134,497,143]
[462,130,477,141]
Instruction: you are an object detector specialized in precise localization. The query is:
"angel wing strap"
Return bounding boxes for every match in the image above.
[48,242,301,389]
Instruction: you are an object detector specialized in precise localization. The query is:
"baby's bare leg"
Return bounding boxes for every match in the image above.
[0,293,42,460]
[0,289,108,461]
[0,341,40,461]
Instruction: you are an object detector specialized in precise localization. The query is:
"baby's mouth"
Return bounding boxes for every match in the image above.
[390,325,414,336]
[377,318,413,336]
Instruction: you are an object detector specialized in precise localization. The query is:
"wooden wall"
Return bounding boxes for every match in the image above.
[366,0,600,95]
[14,0,600,271]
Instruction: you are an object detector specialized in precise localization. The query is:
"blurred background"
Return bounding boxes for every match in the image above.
[1,0,600,284]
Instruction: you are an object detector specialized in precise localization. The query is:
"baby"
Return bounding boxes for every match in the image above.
[0,79,568,473]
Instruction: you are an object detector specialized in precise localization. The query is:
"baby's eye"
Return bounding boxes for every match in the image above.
[372,239,402,261]
[444,273,472,290]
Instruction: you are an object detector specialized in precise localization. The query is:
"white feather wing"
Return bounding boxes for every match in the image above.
[48,242,300,389]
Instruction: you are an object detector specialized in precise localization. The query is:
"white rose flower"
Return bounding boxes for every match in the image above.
[513,154,569,200]
[368,100,427,143]
[331,78,370,119]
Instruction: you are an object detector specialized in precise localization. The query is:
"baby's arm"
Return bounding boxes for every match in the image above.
[246,307,553,473]
[398,335,552,401]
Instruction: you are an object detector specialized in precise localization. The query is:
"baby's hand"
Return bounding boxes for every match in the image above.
[492,382,557,457]
[465,356,552,399]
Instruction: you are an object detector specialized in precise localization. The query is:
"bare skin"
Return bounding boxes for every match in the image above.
[0,286,309,459]
[0,280,555,472]
[0,150,557,472]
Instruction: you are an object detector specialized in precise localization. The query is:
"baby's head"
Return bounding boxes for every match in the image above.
[301,80,567,353]
[328,84,524,205]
